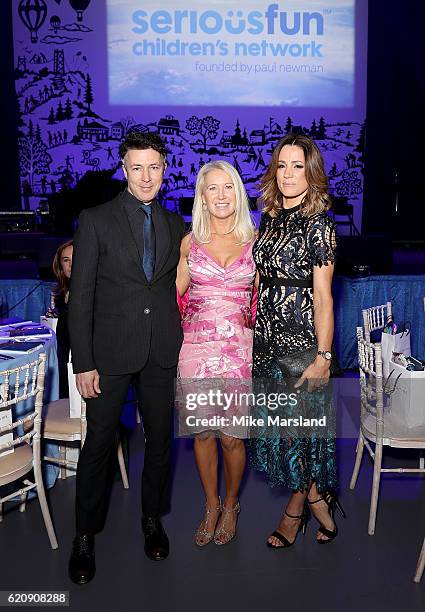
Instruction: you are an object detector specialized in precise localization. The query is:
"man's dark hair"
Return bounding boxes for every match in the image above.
[119,131,167,162]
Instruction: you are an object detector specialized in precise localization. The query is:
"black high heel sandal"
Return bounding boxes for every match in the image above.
[308,493,346,545]
[266,509,309,549]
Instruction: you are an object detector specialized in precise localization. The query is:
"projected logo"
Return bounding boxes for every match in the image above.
[107,1,355,107]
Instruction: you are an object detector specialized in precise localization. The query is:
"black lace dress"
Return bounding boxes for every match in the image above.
[248,204,338,492]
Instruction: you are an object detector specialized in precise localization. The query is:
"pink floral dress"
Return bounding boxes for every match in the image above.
[177,238,256,437]
[178,238,256,379]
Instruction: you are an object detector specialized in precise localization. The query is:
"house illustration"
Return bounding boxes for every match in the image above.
[220,131,233,148]
[250,129,266,145]
[158,115,180,136]
[110,121,124,140]
[77,119,109,142]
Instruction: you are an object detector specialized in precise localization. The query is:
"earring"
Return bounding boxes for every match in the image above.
[202,203,207,210]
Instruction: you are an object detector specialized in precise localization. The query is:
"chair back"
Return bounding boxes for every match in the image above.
[0,353,46,460]
[357,327,384,426]
[362,301,392,342]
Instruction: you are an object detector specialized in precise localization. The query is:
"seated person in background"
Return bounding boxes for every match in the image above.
[46,240,73,398]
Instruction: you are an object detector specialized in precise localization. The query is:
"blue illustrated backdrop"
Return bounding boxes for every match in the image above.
[13,0,367,231]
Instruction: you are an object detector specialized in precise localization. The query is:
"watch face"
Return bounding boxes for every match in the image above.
[325,351,332,360]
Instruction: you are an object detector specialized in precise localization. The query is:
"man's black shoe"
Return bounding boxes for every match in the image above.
[68,534,96,584]
[142,517,169,561]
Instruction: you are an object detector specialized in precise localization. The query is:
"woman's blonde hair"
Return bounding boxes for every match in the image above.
[260,133,332,217]
[191,160,255,244]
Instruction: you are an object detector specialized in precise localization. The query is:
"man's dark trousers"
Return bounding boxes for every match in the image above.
[76,356,176,534]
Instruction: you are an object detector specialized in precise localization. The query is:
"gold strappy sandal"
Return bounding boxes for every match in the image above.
[213,501,240,546]
[195,498,222,547]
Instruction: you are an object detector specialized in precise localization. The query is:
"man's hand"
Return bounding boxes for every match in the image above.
[76,370,101,399]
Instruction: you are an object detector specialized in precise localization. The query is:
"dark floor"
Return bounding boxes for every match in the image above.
[1,408,424,612]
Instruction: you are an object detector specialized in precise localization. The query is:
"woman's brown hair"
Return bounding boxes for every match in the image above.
[260,133,331,217]
[52,239,73,304]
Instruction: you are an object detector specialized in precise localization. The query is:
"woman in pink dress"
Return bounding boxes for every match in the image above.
[176,160,256,546]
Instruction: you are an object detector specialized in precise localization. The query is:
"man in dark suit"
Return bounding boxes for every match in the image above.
[68,132,186,584]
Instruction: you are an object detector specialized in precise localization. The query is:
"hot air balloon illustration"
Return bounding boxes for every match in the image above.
[18,0,47,43]
[50,15,61,34]
[69,0,91,22]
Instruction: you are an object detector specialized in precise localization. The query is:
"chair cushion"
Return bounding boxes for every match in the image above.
[361,412,425,447]
[42,398,81,437]
[0,443,33,486]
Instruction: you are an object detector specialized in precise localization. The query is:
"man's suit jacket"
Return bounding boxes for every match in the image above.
[68,191,186,375]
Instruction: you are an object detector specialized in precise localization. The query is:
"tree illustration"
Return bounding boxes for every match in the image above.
[28,120,34,138]
[48,106,56,124]
[64,98,73,120]
[84,74,94,111]
[56,100,64,122]
[185,115,220,152]
[355,121,366,166]
[120,115,135,134]
[317,117,326,139]
[35,124,42,142]
[285,116,293,133]
[18,135,52,189]
[310,119,318,139]
[335,170,362,198]
[16,98,25,137]
[329,162,338,177]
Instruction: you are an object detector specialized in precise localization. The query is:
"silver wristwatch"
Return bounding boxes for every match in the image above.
[317,350,332,361]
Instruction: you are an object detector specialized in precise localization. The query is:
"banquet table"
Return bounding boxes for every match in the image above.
[333,275,425,368]
[2,275,425,369]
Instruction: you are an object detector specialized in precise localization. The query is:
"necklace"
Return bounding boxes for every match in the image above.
[211,229,234,236]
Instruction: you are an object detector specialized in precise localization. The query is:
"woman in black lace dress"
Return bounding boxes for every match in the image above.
[249,134,344,548]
